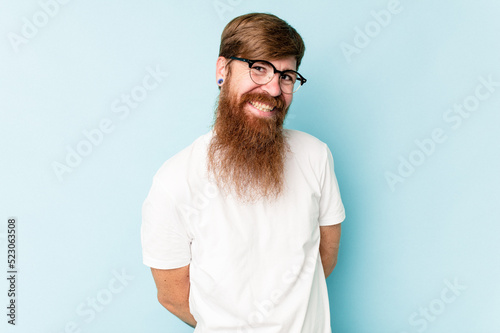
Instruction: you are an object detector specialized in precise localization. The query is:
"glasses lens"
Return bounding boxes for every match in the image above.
[249,61,274,85]
[249,61,304,94]
[292,78,303,93]
[279,72,301,94]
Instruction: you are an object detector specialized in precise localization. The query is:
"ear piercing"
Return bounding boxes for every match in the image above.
[218,78,224,85]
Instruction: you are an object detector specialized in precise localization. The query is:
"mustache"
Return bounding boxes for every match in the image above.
[239,92,286,111]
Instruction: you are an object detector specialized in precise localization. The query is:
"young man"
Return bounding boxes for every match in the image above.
[141,13,345,332]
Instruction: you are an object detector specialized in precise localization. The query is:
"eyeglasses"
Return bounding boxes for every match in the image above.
[230,57,307,94]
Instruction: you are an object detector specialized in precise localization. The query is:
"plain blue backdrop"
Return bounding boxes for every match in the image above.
[1,0,499,332]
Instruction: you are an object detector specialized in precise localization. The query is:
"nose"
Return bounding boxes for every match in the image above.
[260,73,282,97]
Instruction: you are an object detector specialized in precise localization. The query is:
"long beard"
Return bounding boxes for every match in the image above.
[207,82,290,202]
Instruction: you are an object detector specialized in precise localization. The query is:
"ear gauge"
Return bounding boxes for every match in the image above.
[218,78,224,85]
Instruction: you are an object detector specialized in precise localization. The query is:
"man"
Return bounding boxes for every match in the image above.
[141,13,345,332]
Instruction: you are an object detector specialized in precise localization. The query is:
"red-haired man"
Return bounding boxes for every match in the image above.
[142,12,345,333]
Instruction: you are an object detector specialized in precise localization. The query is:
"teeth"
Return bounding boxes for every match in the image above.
[250,101,274,112]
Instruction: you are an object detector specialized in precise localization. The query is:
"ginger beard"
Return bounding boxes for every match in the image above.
[207,79,290,202]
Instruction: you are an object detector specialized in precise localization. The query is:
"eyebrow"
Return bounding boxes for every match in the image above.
[266,60,297,72]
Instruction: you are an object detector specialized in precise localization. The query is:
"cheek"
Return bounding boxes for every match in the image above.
[232,72,254,88]
[231,79,259,98]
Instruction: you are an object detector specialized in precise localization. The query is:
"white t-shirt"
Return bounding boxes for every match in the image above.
[141,129,345,333]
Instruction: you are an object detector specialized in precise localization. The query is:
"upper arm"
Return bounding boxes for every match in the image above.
[151,265,191,308]
[318,145,345,226]
[142,178,192,269]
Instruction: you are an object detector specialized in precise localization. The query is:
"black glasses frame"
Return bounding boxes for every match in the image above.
[229,56,307,93]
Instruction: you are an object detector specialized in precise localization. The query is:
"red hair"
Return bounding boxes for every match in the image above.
[219,13,306,69]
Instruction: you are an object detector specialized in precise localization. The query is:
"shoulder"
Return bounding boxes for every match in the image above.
[284,129,330,157]
[153,131,212,185]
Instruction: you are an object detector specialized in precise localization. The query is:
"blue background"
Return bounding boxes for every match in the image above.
[1,0,499,332]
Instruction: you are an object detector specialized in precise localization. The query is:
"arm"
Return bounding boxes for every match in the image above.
[150,265,197,328]
[319,223,342,278]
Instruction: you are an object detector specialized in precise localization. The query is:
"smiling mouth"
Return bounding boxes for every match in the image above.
[249,101,275,113]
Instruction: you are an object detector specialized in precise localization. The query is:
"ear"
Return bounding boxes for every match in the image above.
[216,56,228,83]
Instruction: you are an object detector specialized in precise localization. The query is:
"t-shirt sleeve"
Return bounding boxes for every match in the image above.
[141,178,192,269]
[318,144,346,226]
